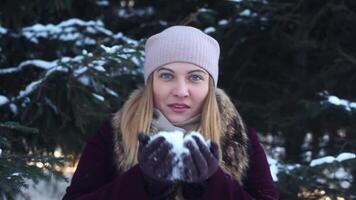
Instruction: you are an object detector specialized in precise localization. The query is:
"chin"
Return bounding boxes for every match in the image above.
[169,116,188,124]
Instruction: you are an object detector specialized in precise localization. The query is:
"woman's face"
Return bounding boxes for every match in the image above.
[153,62,210,124]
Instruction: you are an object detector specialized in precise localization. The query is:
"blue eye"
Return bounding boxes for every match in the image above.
[160,73,173,80]
[190,74,203,81]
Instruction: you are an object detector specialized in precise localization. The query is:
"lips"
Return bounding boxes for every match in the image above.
[168,103,190,113]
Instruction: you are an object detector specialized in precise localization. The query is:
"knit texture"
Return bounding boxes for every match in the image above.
[144,26,220,86]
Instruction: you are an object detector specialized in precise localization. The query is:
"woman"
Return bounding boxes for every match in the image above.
[63,26,279,200]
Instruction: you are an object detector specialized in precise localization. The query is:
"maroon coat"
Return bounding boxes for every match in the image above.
[62,121,279,200]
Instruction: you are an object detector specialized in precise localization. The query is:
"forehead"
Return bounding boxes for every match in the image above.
[158,62,207,73]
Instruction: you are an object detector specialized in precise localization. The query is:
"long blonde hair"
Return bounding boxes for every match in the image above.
[118,75,222,169]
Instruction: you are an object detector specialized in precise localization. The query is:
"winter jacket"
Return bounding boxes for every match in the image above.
[63,88,279,200]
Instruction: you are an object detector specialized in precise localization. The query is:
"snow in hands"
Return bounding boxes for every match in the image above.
[149,131,210,181]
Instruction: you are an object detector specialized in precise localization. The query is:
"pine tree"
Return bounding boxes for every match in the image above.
[0,12,144,198]
[277,156,356,199]
[1,0,355,198]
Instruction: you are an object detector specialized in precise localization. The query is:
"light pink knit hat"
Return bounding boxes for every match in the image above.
[144,26,220,86]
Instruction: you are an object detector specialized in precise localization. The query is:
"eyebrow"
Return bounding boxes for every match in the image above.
[157,67,174,73]
[187,69,207,74]
[157,67,207,74]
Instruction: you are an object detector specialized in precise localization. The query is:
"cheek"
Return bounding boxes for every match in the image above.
[152,82,161,107]
[194,85,209,105]
[152,79,169,107]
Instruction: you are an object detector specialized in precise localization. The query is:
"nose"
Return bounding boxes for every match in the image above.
[172,80,189,98]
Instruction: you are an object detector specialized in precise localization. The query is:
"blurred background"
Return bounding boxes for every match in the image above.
[0,0,355,199]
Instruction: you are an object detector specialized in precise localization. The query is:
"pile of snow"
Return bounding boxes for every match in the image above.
[149,131,210,181]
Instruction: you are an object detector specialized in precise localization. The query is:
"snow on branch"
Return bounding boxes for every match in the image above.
[0,58,75,107]
[0,59,57,74]
[320,91,356,111]
[0,26,7,35]
[96,0,109,6]
[0,43,143,107]
[10,65,69,106]
[0,95,9,105]
[310,153,356,167]
[268,152,355,182]
[117,7,154,19]
[327,96,356,111]
[20,18,137,45]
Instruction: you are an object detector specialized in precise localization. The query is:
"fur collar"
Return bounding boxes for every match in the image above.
[111,88,249,184]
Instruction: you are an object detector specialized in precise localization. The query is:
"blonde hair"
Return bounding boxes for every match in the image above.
[119,75,222,169]
[199,77,222,159]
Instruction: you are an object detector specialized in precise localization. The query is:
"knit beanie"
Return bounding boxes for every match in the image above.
[144,26,220,86]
